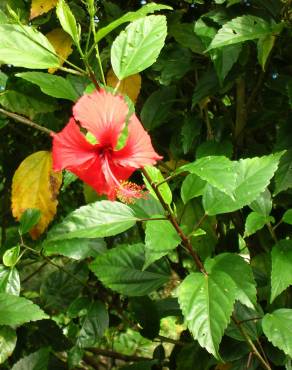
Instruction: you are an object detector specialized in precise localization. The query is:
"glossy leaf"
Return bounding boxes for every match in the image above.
[283,209,292,225]
[111,15,167,80]
[3,246,20,267]
[11,347,50,370]
[257,35,275,71]
[205,253,257,308]
[90,243,170,296]
[0,266,20,296]
[0,24,59,69]
[178,271,237,359]
[142,165,172,205]
[12,151,62,239]
[270,240,292,303]
[249,189,272,217]
[181,173,206,204]
[19,208,41,235]
[244,212,270,237]
[262,309,292,358]
[56,0,80,45]
[0,293,47,325]
[0,327,17,364]
[274,150,292,195]
[45,201,139,242]
[16,72,78,101]
[144,219,181,269]
[203,152,283,215]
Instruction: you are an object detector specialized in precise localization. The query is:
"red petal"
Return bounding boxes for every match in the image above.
[73,89,129,148]
[52,118,97,171]
[113,114,162,168]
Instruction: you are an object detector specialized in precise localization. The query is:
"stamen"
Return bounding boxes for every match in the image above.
[116,181,148,204]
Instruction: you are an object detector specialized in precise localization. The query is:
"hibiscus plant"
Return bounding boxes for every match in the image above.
[0,0,292,369]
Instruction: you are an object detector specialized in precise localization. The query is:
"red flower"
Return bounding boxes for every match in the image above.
[52,90,162,202]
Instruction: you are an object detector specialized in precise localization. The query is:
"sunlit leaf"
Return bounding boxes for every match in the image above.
[30,0,58,19]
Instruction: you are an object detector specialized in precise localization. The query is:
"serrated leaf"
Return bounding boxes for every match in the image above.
[0,24,59,69]
[249,189,272,217]
[76,301,109,347]
[46,28,73,74]
[111,15,167,80]
[95,3,172,44]
[144,219,181,269]
[181,173,206,204]
[203,152,283,215]
[178,156,236,196]
[30,0,58,19]
[45,201,139,242]
[56,0,80,45]
[0,266,20,296]
[11,347,50,370]
[274,149,292,195]
[12,151,62,239]
[142,166,172,205]
[178,271,237,359]
[19,208,41,235]
[244,212,270,237]
[205,253,257,308]
[16,72,78,101]
[43,238,106,260]
[140,86,176,130]
[90,243,170,296]
[106,68,141,103]
[270,240,292,303]
[0,327,17,364]
[262,309,292,358]
[208,16,280,50]
[0,293,47,325]
[283,209,292,225]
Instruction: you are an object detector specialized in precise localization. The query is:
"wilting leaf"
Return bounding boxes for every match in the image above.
[12,151,62,239]
[46,28,73,74]
[30,0,58,19]
[106,69,141,103]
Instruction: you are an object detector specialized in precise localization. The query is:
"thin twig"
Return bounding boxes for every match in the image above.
[87,348,150,362]
[0,108,53,135]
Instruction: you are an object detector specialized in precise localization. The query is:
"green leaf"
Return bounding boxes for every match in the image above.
[178,156,236,196]
[44,238,106,260]
[16,72,78,101]
[192,68,220,107]
[130,195,164,219]
[203,152,283,215]
[0,293,47,325]
[244,212,270,237]
[169,22,204,54]
[40,262,88,311]
[0,90,57,119]
[111,15,167,80]
[95,3,172,44]
[0,266,20,296]
[140,86,176,130]
[142,166,172,205]
[11,347,50,370]
[19,208,41,235]
[208,16,281,50]
[56,0,80,45]
[144,219,181,269]
[270,240,292,303]
[262,309,292,358]
[0,24,59,69]
[257,35,275,71]
[249,189,272,217]
[77,301,109,347]
[0,71,8,91]
[45,201,139,242]
[274,150,292,195]
[205,253,257,309]
[283,209,292,225]
[90,243,170,296]
[178,270,237,359]
[181,173,206,204]
[2,246,20,267]
[0,326,17,364]
[196,140,233,159]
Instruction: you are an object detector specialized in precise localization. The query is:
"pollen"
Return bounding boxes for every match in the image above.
[116,181,148,204]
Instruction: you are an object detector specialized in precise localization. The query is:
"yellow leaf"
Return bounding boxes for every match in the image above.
[30,0,58,20]
[215,364,232,370]
[46,28,73,74]
[12,151,62,239]
[106,69,141,103]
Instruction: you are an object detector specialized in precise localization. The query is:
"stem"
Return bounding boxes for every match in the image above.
[232,315,272,370]
[234,77,247,145]
[141,168,206,274]
[58,66,84,76]
[0,108,53,135]
[267,222,278,243]
[86,348,150,362]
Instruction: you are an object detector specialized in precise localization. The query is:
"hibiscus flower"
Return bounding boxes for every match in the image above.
[52,89,162,202]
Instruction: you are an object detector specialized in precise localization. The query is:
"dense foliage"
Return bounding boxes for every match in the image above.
[0,0,292,369]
